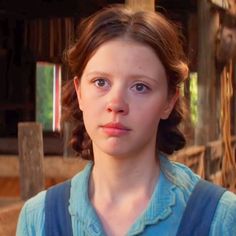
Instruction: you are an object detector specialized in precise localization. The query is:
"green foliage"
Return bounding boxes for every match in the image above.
[36,63,54,130]
[189,72,198,125]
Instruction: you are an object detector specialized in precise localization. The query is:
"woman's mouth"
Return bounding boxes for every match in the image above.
[101,122,131,136]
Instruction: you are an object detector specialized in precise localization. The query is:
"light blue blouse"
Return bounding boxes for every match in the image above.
[16,156,236,235]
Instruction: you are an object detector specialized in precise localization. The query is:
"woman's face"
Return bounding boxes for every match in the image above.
[74,38,178,158]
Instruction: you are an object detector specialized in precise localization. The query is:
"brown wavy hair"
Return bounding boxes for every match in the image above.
[62,5,189,160]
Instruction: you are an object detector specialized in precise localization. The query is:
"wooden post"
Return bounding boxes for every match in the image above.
[63,121,76,157]
[125,0,155,11]
[233,61,236,136]
[195,0,219,145]
[18,122,45,200]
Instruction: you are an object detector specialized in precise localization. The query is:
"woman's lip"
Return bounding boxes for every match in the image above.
[102,122,130,130]
[101,123,131,136]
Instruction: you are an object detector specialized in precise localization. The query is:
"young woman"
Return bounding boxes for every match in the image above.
[17,5,236,236]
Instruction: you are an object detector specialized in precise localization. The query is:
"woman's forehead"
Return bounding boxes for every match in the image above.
[82,38,166,80]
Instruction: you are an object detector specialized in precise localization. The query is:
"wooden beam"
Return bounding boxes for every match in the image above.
[1,137,235,178]
[0,156,87,179]
[209,0,230,10]
[125,0,155,11]
[0,136,64,155]
[18,122,45,200]
[0,202,23,236]
[233,59,236,136]
[44,157,87,178]
[195,0,220,145]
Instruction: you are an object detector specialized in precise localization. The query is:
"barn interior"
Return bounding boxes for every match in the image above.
[0,0,236,235]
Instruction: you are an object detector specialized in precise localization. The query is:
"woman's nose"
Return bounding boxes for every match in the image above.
[106,89,129,115]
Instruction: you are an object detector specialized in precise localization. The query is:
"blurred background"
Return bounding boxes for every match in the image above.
[0,0,236,235]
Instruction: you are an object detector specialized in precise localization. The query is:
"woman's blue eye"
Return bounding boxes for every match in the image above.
[133,83,150,93]
[94,79,108,88]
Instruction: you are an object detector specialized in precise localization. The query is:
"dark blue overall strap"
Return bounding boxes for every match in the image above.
[176,179,226,236]
[45,180,73,236]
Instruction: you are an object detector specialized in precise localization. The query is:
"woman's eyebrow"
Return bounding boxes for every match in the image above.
[129,74,161,84]
[84,71,111,77]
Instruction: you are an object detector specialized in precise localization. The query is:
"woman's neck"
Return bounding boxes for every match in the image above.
[89,149,160,204]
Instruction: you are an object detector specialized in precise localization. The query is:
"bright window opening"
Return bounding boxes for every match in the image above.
[189,72,198,125]
[36,62,61,131]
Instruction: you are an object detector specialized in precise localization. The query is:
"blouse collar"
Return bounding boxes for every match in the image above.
[69,155,177,235]
[127,155,177,235]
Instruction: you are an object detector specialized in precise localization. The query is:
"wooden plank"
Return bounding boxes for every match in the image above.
[195,0,220,145]
[0,202,23,236]
[172,145,205,159]
[171,146,205,165]
[0,138,18,154]
[210,0,236,17]
[0,136,234,178]
[172,145,206,176]
[209,0,230,10]
[0,156,87,178]
[18,122,45,200]
[125,0,155,11]
[0,156,18,177]
[207,139,223,161]
[44,157,87,178]
[0,197,21,207]
[211,168,236,193]
[0,136,63,155]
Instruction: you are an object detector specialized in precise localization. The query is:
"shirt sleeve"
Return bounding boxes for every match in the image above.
[210,190,236,236]
[16,202,29,236]
[16,190,46,236]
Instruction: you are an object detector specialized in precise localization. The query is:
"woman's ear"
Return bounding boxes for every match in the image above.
[161,89,179,120]
[74,76,83,111]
